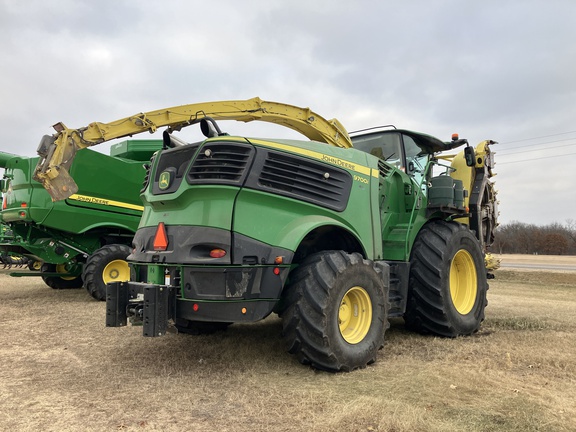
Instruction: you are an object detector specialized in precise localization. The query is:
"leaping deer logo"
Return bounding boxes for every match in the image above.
[159,171,171,190]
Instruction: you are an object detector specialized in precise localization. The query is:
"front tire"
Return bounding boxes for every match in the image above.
[82,244,131,301]
[405,221,488,337]
[281,251,389,372]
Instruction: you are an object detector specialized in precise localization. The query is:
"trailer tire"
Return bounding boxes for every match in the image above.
[281,250,388,372]
[405,220,488,337]
[41,263,83,289]
[83,244,132,301]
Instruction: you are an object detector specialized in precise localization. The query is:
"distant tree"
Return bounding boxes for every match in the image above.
[492,220,576,255]
[566,219,576,251]
[540,233,569,255]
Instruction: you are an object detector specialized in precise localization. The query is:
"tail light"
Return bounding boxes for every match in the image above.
[209,248,227,258]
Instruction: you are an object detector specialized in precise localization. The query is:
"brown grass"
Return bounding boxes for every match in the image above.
[0,259,575,431]
[500,254,576,266]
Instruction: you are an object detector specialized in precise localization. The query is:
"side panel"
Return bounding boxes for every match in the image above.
[378,165,430,262]
[2,149,150,234]
[44,149,148,234]
[232,142,380,259]
[140,186,238,231]
[233,188,373,258]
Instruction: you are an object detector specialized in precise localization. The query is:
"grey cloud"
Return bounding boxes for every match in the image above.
[0,0,574,224]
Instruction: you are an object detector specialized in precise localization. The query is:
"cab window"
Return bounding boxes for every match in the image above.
[351,132,404,170]
[402,134,428,187]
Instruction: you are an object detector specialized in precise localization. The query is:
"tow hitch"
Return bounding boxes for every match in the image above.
[106,281,176,337]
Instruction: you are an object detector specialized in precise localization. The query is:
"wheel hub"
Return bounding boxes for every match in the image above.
[450,249,478,315]
[338,286,372,344]
[55,263,78,280]
[102,259,130,284]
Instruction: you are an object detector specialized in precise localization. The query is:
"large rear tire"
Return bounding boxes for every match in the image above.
[41,263,83,289]
[405,221,487,337]
[82,244,132,301]
[281,251,389,372]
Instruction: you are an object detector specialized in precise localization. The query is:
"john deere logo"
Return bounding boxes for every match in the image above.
[159,171,171,190]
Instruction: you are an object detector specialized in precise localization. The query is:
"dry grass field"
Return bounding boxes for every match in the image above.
[0,255,575,432]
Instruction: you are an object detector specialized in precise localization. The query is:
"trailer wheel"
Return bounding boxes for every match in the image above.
[281,251,388,372]
[41,263,83,289]
[405,220,488,337]
[83,244,132,301]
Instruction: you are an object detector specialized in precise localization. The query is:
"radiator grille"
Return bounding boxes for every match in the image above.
[188,143,253,184]
[257,152,352,212]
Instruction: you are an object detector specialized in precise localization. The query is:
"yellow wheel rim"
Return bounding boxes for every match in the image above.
[338,286,372,344]
[450,249,477,315]
[32,261,43,271]
[55,263,76,280]
[102,259,130,284]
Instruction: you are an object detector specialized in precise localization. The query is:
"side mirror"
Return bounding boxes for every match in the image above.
[0,179,6,193]
[464,146,475,167]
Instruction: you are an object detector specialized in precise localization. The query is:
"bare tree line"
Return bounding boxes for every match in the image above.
[491,219,576,255]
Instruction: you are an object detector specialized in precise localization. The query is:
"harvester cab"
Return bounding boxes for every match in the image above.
[350,126,498,256]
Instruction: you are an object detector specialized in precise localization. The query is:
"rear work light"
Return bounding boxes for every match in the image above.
[153,222,169,251]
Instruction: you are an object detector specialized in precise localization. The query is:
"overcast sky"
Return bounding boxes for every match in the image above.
[1,0,575,226]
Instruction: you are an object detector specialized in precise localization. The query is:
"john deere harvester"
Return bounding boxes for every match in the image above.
[35,98,498,371]
[1,140,161,299]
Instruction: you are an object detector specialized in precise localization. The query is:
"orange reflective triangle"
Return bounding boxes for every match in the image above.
[153,222,169,251]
